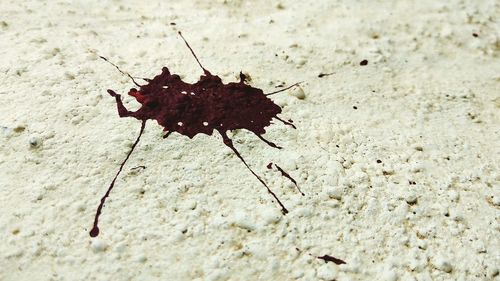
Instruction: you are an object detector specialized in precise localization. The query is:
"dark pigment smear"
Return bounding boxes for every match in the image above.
[90,32,301,237]
[267,162,304,195]
[317,254,347,265]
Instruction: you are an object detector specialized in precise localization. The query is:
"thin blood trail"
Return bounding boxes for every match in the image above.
[220,132,288,214]
[92,32,302,236]
[90,120,146,237]
[267,162,304,196]
[265,82,302,96]
[178,31,208,74]
[275,164,304,196]
[274,116,296,129]
[99,56,142,87]
[255,134,282,149]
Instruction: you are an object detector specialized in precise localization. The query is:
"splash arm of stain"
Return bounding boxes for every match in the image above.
[255,133,282,149]
[90,120,146,237]
[274,116,296,129]
[99,55,142,87]
[107,89,132,117]
[267,163,304,195]
[219,130,289,215]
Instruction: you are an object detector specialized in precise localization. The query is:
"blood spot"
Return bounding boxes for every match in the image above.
[90,32,302,237]
[299,249,347,266]
[317,254,347,265]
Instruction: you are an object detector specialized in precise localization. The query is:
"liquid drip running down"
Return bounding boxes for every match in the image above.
[90,32,301,237]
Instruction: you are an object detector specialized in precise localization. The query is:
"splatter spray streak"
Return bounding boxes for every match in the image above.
[90,32,300,237]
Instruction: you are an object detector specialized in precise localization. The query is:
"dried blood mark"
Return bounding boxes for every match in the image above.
[267,162,303,195]
[318,255,347,265]
[90,32,301,237]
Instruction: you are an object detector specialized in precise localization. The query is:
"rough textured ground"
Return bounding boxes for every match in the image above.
[1,0,499,280]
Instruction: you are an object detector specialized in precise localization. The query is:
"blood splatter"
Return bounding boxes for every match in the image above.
[90,32,301,237]
[267,162,303,195]
[317,255,347,265]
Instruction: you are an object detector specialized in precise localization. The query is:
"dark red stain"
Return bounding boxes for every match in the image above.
[90,32,301,237]
[267,162,303,196]
[318,255,347,265]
